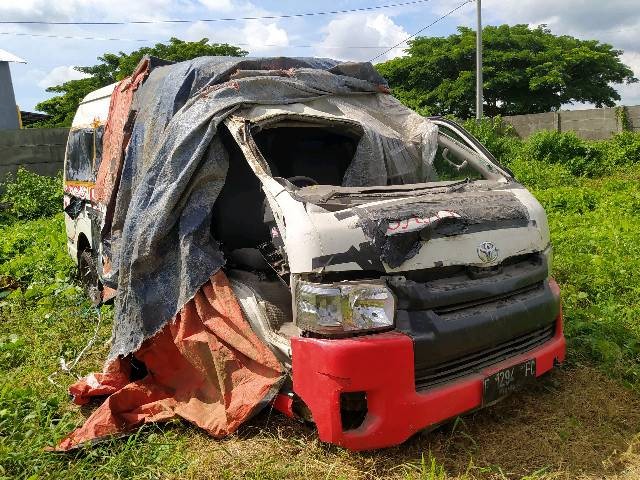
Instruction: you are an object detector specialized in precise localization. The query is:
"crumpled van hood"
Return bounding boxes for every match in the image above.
[279,181,549,274]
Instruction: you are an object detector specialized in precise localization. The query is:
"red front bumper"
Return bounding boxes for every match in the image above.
[289,313,565,451]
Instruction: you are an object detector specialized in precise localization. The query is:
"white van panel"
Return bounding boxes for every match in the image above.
[71,83,117,128]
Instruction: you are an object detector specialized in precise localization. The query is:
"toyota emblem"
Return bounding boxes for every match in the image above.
[477,241,499,263]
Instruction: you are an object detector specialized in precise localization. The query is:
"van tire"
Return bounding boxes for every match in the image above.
[78,249,102,306]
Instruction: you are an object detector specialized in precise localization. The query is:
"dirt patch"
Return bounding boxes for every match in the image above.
[185,365,640,479]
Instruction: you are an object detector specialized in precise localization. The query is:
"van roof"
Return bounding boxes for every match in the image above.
[71,82,117,128]
[81,83,117,104]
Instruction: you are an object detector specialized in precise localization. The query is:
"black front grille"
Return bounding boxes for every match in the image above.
[433,282,543,315]
[414,324,555,391]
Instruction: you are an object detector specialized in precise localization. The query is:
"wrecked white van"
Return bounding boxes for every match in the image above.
[63,57,565,451]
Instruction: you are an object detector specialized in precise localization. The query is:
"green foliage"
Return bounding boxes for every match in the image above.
[508,158,577,189]
[615,106,631,131]
[0,216,190,479]
[519,130,606,177]
[533,172,640,387]
[512,130,640,177]
[400,451,447,479]
[0,214,76,300]
[459,116,520,164]
[0,334,27,370]
[0,168,63,222]
[606,130,640,165]
[34,38,248,128]
[0,385,190,479]
[376,24,637,117]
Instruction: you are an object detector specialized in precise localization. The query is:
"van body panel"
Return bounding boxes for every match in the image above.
[64,86,114,264]
[71,83,117,128]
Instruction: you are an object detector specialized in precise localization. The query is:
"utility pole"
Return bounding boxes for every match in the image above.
[475,0,483,120]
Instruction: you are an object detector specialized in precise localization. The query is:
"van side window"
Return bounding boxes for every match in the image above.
[65,128,96,182]
[433,126,485,182]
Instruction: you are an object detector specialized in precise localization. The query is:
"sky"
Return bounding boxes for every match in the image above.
[1,0,639,112]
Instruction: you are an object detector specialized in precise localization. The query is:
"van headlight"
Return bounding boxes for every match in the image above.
[294,280,395,336]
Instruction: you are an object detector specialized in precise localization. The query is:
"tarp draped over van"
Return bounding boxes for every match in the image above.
[103,57,392,360]
[58,56,441,449]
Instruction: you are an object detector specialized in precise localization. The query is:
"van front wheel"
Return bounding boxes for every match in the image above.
[78,250,102,306]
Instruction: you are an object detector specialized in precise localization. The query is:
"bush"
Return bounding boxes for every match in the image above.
[513,130,640,178]
[0,168,63,222]
[518,130,607,177]
[508,157,577,189]
[460,116,521,165]
[603,131,640,167]
[0,214,75,294]
[531,172,640,387]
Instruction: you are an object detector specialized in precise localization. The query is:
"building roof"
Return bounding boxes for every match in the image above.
[0,48,26,63]
[20,110,51,126]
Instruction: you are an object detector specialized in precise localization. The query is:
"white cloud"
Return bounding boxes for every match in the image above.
[186,18,289,53]
[37,65,90,88]
[243,20,288,51]
[198,0,234,11]
[316,13,409,62]
[454,0,639,32]
[0,0,174,24]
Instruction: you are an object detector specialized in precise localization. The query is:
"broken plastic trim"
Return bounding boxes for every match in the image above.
[340,391,368,431]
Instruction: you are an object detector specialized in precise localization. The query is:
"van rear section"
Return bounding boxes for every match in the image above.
[62,83,115,305]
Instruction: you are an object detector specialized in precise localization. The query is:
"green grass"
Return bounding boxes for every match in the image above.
[0,216,193,479]
[1,151,640,477]
[535,170,640,389]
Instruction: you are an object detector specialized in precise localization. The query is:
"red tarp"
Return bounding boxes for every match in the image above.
[56,271,283,450]
[94,59,149,208]
[93,59,150,299]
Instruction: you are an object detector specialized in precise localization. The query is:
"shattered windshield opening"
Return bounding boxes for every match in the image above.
[251,118,497,188]
[253,123,360,187]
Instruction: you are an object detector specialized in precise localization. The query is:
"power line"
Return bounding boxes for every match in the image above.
[369,0,473,62]
[0,0,432,25]
[0,31,148,42]
[0,31,394,49]
[0,0,472,52]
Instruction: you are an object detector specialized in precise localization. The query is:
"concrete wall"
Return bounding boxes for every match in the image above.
[0,128,69,181]
[502,112,559,138]
[626,106,640,134]
[503,105,639,140]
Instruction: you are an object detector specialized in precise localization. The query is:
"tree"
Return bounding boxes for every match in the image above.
[34,38,248,127]
[376,24,638,118]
